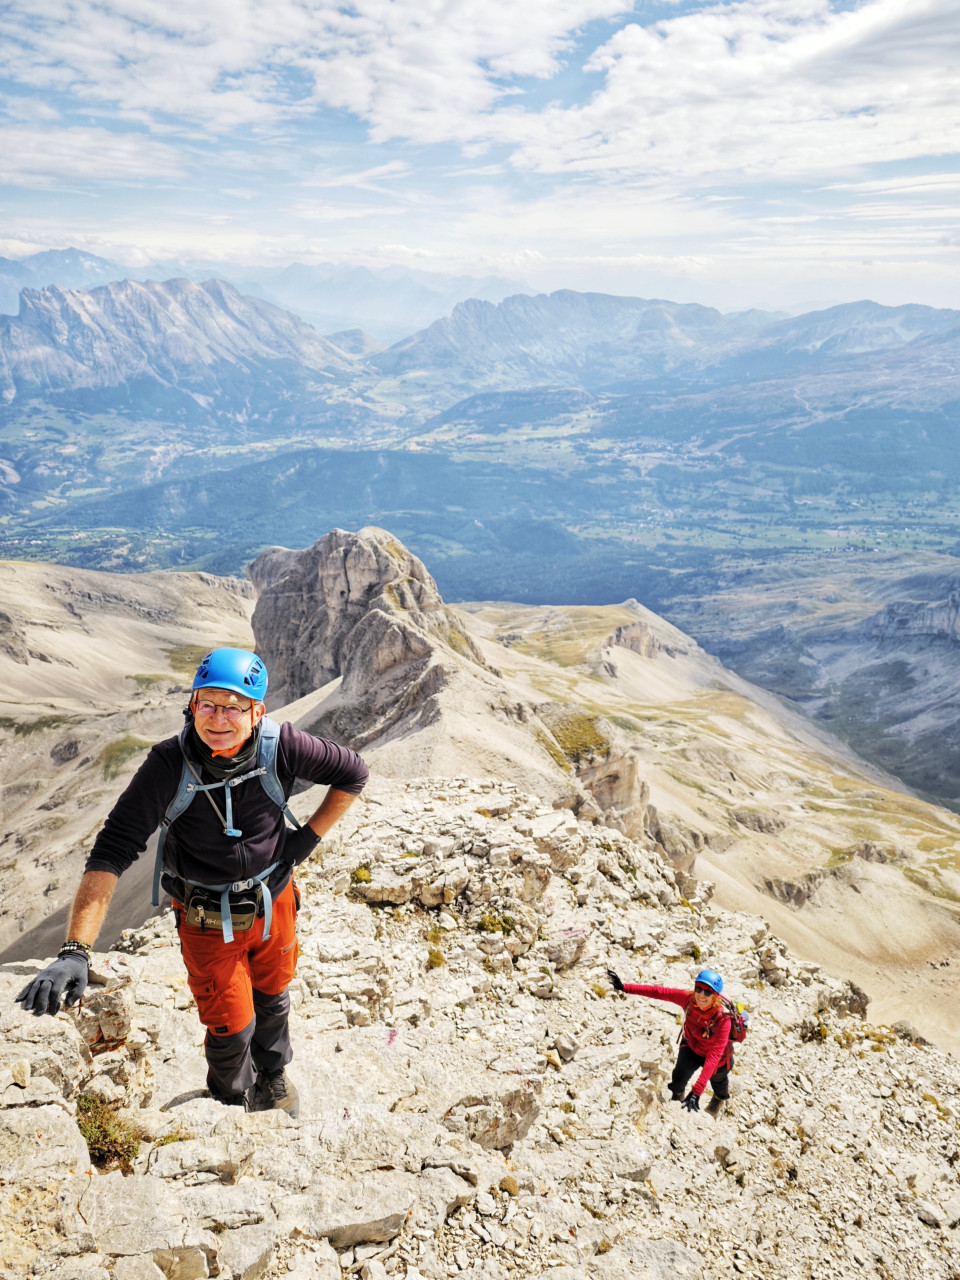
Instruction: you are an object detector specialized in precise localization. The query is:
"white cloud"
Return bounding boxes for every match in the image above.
[0,125,183,186]
[502,0,960,179]
[2,0,955,190]
[0,0,634,138]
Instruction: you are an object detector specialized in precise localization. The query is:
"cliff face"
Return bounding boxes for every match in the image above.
[250,528,584,807]
[250,525,484,708]
[2,776,959,1279]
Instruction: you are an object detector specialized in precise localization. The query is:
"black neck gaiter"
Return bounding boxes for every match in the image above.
[188,722,261,782]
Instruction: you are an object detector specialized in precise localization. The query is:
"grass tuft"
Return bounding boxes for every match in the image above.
[76,1094,141,1171]
[100,735,152,780]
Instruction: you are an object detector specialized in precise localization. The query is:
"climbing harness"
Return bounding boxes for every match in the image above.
[152,717,301,943]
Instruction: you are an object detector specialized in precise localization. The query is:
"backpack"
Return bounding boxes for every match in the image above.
[721,995,750,1043]
[680,994,750,1048]
[151,716,301,942]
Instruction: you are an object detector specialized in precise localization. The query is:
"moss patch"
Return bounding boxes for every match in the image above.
[127,673,168,690]
[162,644,211,675]
[100,735,152,780]
[480,910,515,934]
[76,1094,142,1171]
[542,708,610,764]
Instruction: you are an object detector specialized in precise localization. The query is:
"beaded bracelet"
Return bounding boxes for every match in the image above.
[58,939,92,960]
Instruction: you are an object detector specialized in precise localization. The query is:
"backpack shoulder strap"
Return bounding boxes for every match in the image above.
[256,717,302,830]
[152,728,198,906]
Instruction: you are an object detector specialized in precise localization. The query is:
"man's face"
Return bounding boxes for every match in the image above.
[192,687,264,752]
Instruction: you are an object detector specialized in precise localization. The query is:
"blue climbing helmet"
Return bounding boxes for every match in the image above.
[192,648,268,703]
[695,968,723,995]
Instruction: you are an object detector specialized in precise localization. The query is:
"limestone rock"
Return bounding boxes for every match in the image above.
[443,1078,541,1150]
[309,1171,418,1247]
[0,1103,90,1182]
[217,1224,282,1280]
[591,1237,703,1278]
[249,526,484,708]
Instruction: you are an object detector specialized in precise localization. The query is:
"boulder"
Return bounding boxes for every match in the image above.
[307,1171,418,1247]
[0,1104,90,1182]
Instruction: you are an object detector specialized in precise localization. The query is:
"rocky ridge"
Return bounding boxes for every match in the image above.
[0,278,359,407]
[2,776,959,1280]
[250,528,579,804]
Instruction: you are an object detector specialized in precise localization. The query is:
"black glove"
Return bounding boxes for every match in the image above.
[607,969,625,993]
[683,1092,700,1112]
[282,824,321,867]
[15,950,89,1017]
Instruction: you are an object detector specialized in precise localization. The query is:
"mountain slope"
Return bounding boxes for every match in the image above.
[373,291,960,395]
[3,772,960,1278]
[0,277,359,408]
[0,561,254,947]
[250,527,960,1054]
[373,290,759,390]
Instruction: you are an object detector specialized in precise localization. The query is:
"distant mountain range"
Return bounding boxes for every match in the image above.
[0,248,124,314]
[0,277,357,413]
[4,278,957,416]
[0,248,529,342]
[2,275,960,809]
[376,290,960,394]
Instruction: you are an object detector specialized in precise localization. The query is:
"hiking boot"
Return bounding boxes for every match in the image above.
[706,1095,726,1118]
[669,1089,684,1102]
[257,1068,300,1118]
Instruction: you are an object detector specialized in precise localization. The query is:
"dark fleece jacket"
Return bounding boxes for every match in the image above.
[86,720,368,901]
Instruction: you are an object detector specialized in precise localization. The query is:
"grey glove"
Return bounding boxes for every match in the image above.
[607,969,625,993]
[282,824,321,867]
[683,1092,700,1112]
[15,950,89,1016]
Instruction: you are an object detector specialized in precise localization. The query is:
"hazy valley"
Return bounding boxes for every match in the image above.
[1,268,959,812]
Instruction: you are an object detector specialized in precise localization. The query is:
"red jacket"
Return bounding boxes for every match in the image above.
[623,983,731,1096]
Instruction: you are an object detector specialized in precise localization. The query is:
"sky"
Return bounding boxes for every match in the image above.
[0,0,958,311]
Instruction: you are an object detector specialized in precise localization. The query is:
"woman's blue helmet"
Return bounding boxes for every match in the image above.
[193,648,268,702]
[695,968,723,994]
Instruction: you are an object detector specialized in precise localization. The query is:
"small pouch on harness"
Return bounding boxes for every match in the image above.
[184,884,260,933]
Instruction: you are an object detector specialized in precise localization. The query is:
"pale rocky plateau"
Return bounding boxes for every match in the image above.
[2,527,960,1278]
[3,774,960,1280]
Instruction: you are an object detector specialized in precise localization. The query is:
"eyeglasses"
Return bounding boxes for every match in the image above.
[194,700,253,721]
[694,985,714,995]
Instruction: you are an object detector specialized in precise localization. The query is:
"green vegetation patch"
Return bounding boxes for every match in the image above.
[480,910,515,934]
[540,706,610,764]
[0,713,77,736]
[100,735,153,780]
[534,728,571,773]
[76,1094,142,1171]
[351,864,372,884]
[163,644,213,675]
[127,673,168,690]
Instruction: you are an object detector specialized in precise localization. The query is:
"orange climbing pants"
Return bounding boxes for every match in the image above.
[174,879,299,1036]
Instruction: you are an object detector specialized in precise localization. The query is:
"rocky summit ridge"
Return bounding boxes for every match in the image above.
[2,775,960,1280]
[249,528,576,804]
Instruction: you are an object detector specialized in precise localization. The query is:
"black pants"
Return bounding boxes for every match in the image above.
[670,1044,731,1099]
[203,987,292,1097]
